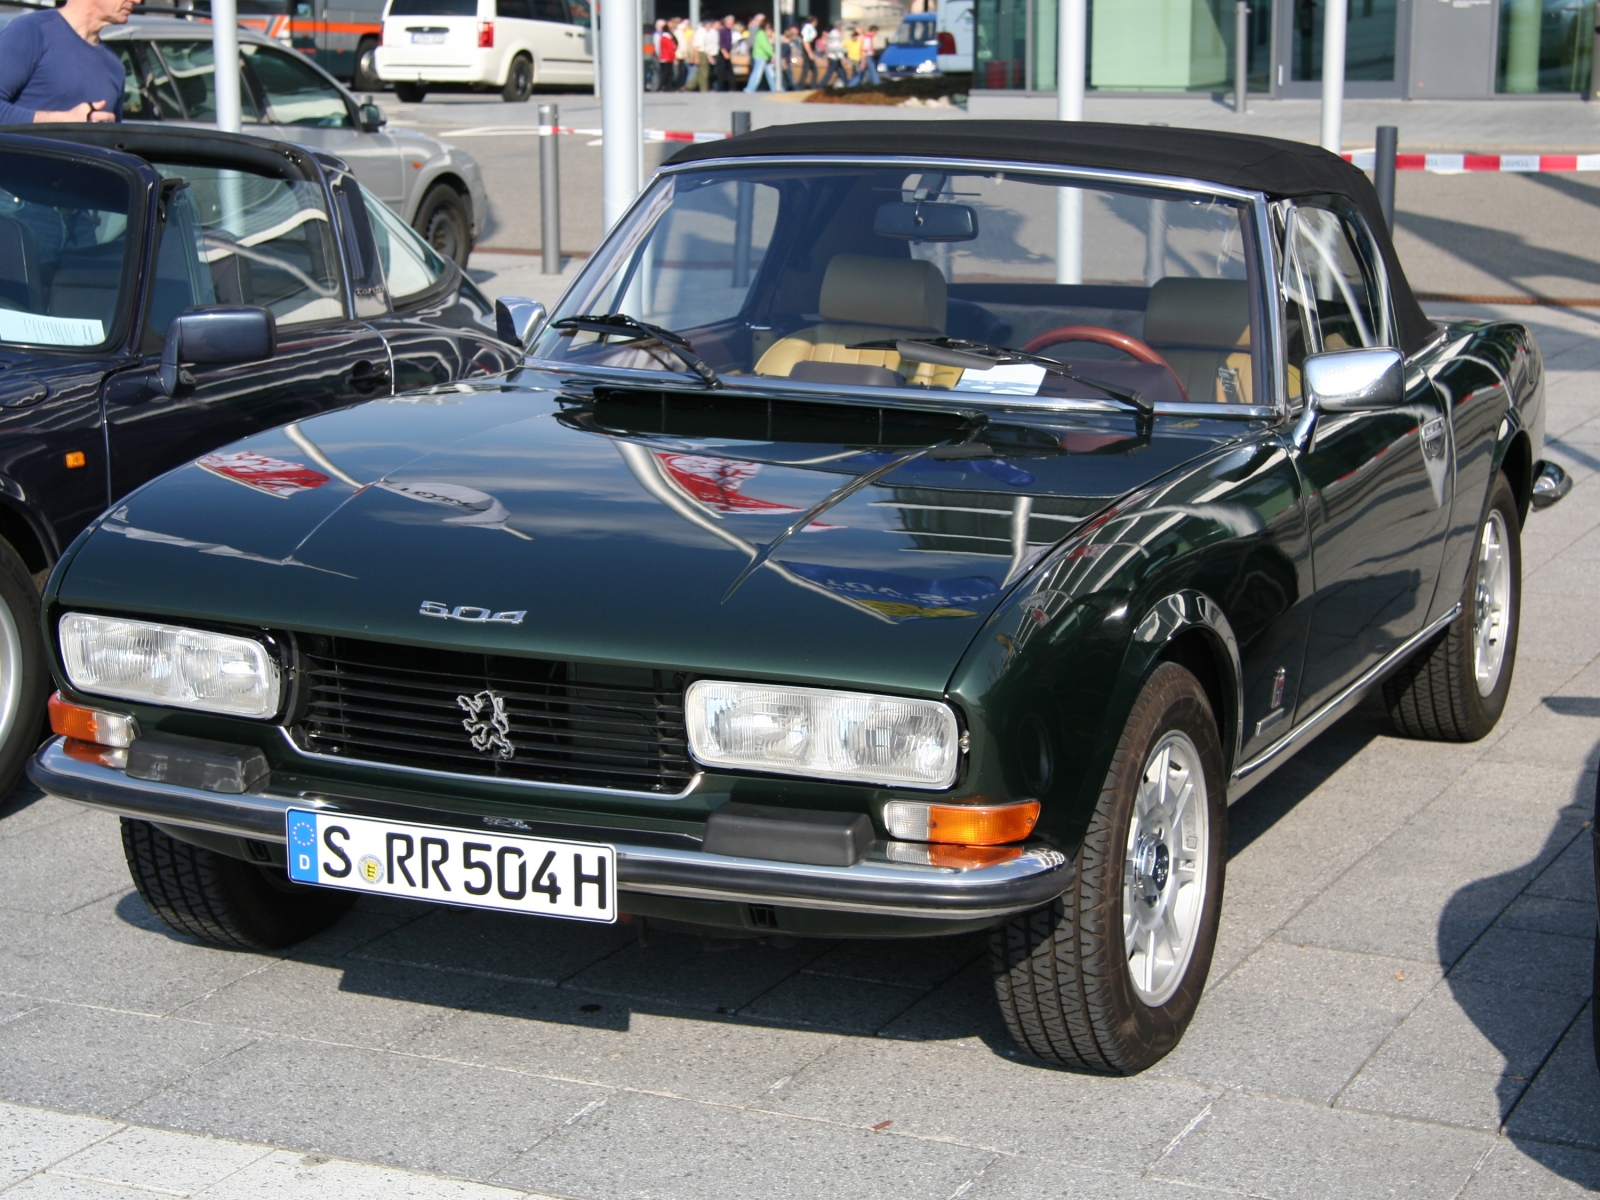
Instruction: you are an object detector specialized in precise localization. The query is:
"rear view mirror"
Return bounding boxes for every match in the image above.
[159,306,276,396]
[1303,347,1403,412]
[359,101,386,132]
[874,201,978,243]
[495,296,547,352]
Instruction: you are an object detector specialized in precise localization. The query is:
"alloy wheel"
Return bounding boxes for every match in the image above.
[1124,729,1210,1007]
[1473,509,1512,696]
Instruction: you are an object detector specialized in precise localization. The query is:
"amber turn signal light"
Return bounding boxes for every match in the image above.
[48,692,138,748]
[883,799,1040,846]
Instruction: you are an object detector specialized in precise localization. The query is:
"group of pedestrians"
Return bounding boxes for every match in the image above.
[647,14,883,92]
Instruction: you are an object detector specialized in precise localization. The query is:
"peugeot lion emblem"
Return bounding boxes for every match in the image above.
[458,689,515,760]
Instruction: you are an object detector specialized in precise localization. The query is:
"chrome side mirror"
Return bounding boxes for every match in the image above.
[159,306,277,396]
[1304,347,1404,412]
[494,297,546,354]
[1293,347,1405,451]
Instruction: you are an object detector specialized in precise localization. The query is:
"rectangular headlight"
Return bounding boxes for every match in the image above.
[685,680,960,789]
[59,613,281,720]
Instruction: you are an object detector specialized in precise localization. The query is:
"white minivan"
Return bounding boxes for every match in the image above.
[375,0,592,102]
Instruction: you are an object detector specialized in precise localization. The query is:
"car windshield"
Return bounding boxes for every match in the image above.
[0,151,132,349]
[532,163,1263,409]
[890,18,936,45]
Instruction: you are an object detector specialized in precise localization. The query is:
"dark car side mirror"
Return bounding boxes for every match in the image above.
[159,306,277,396]
[359,101,386,132]
[495,296,547,353]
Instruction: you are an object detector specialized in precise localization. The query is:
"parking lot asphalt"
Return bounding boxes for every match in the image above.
[1,296,1598,1197]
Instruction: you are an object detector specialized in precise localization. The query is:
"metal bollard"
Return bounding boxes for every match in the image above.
[731,110,751,137]
[539,102,562,276]
[1374,125,1397,232]
[1234,2,1248,115]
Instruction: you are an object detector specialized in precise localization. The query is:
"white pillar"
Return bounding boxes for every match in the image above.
[773,0,784,90]
[211,0,242,133]
[602,0,642,232]
[1319,0,1346,153]
[1055,0,1085,285]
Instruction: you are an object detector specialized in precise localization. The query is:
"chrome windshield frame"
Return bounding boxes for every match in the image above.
[531,154,1286,422]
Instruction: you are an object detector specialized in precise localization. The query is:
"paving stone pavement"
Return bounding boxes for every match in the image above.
[2,300,1598,1197]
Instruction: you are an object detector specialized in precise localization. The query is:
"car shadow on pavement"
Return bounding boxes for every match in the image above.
[1436,727,1599,1184]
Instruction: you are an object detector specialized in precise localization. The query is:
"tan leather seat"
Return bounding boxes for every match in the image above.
[755,254,963,388]
[1143,278,1254,404]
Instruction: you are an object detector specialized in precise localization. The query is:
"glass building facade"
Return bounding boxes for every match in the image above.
[972,0,1593,97]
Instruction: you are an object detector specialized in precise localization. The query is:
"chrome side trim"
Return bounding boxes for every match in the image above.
[276,728,705,802]
[28,740,1071,921]
[1229,603,1461,798]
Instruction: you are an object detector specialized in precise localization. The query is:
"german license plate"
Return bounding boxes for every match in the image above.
[286,809,616,924]
[410,31,446,42]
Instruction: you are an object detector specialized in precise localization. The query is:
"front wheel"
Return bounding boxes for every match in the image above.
[1383,472,1521,741]
[121,819,354,951]
[991,662,1227,1073]
[413,184,473,268]
[0,537,49,798]
[394,82,427,104]
[502,54,534,102]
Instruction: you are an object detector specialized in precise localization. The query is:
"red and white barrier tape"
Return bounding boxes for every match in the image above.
[441,124,728,142]
[1343,149,1600,172]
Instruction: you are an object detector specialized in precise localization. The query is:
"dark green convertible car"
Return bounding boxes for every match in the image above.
[29,122,1570,1073]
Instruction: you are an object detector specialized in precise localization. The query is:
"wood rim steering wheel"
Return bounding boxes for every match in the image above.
[1020,325,1187,401]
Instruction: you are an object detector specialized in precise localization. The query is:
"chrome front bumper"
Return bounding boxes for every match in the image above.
[29,738,1072,921]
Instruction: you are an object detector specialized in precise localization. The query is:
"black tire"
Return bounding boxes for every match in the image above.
[394,82,428,104]
[413,183,473,268]
[991,662,1227,1074]
[1383,473,1521,741]
[121,818,354,951]
[502,54,533,102]
[0,537,49,799]
[351,38,382,92]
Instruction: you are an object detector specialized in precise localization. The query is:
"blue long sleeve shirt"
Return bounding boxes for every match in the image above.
[0,10,125,125]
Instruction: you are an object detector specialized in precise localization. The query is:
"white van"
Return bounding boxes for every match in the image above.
[936,0,973,74]
[375,0,592,102]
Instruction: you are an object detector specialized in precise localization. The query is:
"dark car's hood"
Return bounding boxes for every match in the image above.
[56,378,1247,695]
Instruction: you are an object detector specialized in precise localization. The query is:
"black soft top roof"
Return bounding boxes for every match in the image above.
[669,120,1435,354]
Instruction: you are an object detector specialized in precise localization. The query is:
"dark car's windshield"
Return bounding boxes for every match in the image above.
[0,151,132,349]
[532,163,1266,409]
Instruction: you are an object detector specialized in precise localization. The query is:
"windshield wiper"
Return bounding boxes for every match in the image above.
[552,313,722,389]
[851,336,1154,419]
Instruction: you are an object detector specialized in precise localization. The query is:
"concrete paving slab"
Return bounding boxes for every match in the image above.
[760,1037,1219,1173]
[1518,593,1600,666]
[1498,895,1598,939]
[124,1038,604,1181]
[0,897,278,1017]
[956,1154,1240,1200]
[493,1088,997,1200]
[1336,1051,1522,1131]
[1450,927,1594,997]
[0,1005,256,1117]
[1525,827,1599,901]
[396,982,842,1107]
[1503,1002,1600,1152]
[873,958,1013,1049]
[350,904,635,987]
[3,1173,153,1197]
[53,1126,266,1197]
[170,956,503,1050]
[0,1104,120,1189]
[738,969,926,1034]
[799,933,987,991]
[1460,1140,1600,1199]
[199,1148,536,1200]
[0,789,88,839]
[0,812,137,918]
[560,928,831,1013]
[1150,1090,1494,1200]
[1366,980,1585,1078]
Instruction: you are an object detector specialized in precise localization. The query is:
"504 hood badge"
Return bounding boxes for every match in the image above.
[421,601,526,624]
[458,689,516,760]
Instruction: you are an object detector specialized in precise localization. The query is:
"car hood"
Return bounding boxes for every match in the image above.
[55,376,1246,695]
